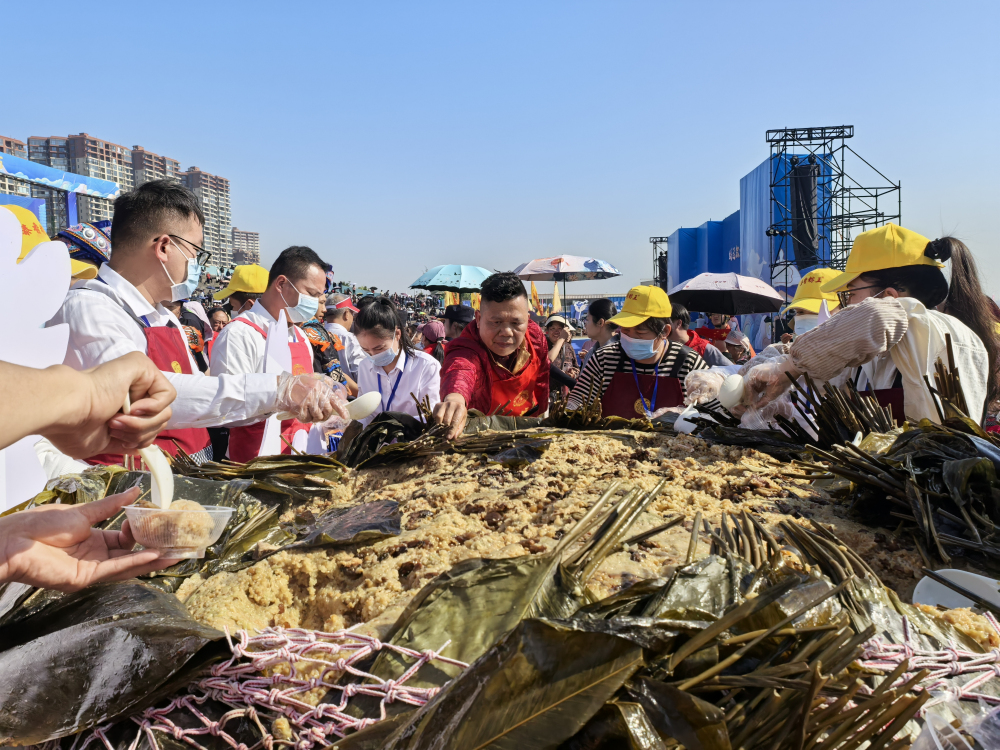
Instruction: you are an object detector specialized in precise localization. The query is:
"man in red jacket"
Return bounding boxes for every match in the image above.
[433,272,549,438]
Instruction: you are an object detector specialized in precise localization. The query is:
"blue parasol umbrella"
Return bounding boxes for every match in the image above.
[410,264,494,292]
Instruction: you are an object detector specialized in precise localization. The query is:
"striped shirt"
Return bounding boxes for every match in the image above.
[567,339,708,409]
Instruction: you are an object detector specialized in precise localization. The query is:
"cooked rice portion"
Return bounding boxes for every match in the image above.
[915,604,1000,650]
[181,431,927,636]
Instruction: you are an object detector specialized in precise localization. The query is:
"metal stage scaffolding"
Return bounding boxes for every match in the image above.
[765,125,901,301]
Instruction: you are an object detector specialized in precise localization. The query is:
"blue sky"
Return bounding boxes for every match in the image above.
[7,0,999,296]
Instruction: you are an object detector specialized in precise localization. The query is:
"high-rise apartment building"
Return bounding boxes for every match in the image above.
[66,134,134,190]
[0,136,31,197]
[231,227,261,265]
[182,167,231,266]
[0,135,27,159]
[132,145,181,186]
[27,136,69,171]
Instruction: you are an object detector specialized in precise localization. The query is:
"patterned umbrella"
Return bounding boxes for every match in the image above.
[668,272,784,315]
[513,255,621,282]
[409,265,494,293]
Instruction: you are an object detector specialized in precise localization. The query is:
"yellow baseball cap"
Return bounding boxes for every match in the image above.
[608,285,672,327]
[820,223,943,293]
[788,268,841,314]
[3,205,98,280]
[214,263,269,300]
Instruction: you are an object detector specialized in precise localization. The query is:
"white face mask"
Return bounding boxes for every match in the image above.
[793,313,819,334]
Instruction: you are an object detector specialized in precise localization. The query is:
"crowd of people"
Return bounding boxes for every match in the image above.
[2,178,1000,591]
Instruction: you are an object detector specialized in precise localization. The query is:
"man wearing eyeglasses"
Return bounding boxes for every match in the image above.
[47,180,347,467]
[209,245,336,461]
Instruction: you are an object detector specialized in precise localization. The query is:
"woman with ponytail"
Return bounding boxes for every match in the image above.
[354,297,441,425]
[741,224,991,426]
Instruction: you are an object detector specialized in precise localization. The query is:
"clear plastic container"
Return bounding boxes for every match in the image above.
[124,504,234,559]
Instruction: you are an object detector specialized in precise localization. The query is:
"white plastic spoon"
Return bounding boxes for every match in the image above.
[123,393,174,509]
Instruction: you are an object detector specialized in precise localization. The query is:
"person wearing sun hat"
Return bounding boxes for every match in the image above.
[787,267,841,328]
[213,263,269,315]
[740,223,993,426]
[567,284,709,418]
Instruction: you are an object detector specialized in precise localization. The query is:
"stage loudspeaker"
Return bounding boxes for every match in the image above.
[657,254,670,292]
[790,161,820,271]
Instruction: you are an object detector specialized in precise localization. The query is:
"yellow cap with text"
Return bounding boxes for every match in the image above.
[608,285,672,327]
[820,223,942,293]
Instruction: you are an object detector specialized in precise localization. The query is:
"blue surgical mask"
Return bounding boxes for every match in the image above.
[279,280,320,324]
[163,239,202,302]
[368,342,398,367]
[620,332,662,361]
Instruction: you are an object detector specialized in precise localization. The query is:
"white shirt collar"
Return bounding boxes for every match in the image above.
[247,299,278,325]
[97,264,161,320]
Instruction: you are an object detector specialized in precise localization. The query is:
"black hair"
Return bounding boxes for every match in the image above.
[358,295,378,309]
[268,246,331,287]
[669,302,691,329]
[229,291,260,306]
[588,298,619,329]
[480,272,528,304]
[937,238,1000,408]
[429,341,445,364]
[111,179,204,250]
[637,316,670,336]
[354,297,415,358]
[209,307,230,319]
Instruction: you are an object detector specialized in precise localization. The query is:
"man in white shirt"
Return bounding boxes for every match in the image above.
[47,180,344,466]
[210,246,331,461]
[324,293,366,380]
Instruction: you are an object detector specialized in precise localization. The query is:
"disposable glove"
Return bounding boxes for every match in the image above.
[737,343,790,377]
[740,392,796,431]
[740,355,801,411]
[275,373,350,424]
[684,369,728,406]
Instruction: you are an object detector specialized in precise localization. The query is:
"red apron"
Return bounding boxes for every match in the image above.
[855,369,905,426]
[227,318,313,463]
[488,348,545,416]
[601,350,685,419]
[87,326,212,465]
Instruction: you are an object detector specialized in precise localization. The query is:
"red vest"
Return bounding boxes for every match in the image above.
[87,326,211,465]
[226,318,314,463]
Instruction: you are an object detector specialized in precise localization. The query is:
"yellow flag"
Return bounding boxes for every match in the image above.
[470,293,481,310]
[530,282,543,315]
[444,291,459,307]
[551,281,562,313]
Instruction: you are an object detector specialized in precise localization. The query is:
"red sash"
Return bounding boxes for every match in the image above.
[87,326,211,465]
[488,347,545,416]
[226,318,314,462]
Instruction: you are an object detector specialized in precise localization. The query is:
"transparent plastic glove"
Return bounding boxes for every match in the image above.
[684,369,728,406]
[740,355,800,411]
[737,343,790,377]
[275,373,350,424]
[740,392,795,430]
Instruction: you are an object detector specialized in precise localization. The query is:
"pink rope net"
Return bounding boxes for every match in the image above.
[856,611,1000,709]
[40,626,469,750]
